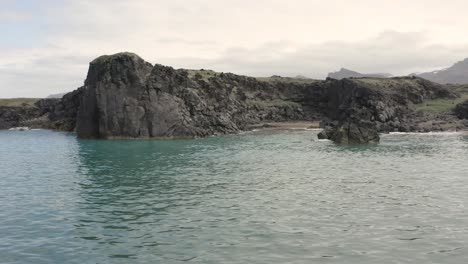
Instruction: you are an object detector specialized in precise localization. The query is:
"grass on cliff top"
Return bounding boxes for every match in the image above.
[185,70,319,85]
[0,98,40,107]
[186,69,220,81]
[352,78,468,113]
[414,94,468,113]
[414,84,468,113]
[353,78,421,92]
[448,84,468,94]
[256,75,319,84]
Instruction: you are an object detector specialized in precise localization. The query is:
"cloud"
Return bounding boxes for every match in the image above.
[160,31,468,78]
[2,0,468,97]
[3,30,468,98]
[0,11,31,22]
[0,10,32,22]
[0,48,89,98]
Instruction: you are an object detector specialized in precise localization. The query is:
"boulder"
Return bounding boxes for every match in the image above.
[318,120,380,144]
[455,100,468,119]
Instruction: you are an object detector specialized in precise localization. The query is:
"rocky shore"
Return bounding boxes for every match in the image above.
[1,52,468,143]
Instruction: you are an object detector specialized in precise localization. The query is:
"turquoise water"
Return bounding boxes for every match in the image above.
[1,129,468,264]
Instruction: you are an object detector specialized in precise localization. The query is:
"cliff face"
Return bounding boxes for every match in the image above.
[74,52,327,139]
[0,90,82,130]
[76,53,154,138]
[0,106,41,129]
[324,77,458,132]
[318,77,460,143]
[1,52,466,139]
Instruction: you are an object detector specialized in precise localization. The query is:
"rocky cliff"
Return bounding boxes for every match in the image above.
[455,100,468,119]
[74,53,326,139]
[318,77,462,143]
[1,52,467,141]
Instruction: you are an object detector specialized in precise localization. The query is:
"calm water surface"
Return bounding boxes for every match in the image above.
[1,129,468,264]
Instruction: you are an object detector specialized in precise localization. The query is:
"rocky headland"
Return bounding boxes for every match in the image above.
[1,52,468,143]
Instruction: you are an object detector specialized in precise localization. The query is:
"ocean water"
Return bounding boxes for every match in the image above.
[1,129,468,264]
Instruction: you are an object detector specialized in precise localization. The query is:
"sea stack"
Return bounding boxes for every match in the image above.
[75,52,197,139]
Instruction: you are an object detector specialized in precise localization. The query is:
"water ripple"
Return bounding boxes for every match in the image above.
[1,130,468,263]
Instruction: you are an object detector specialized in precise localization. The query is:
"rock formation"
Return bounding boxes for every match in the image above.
[74,52,324,139]
[1,52,467,143]
[318,77,459,143]
[455,100,468,119]
[320,120,380,144]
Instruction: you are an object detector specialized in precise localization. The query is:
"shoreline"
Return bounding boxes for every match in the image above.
[245,121,321,131]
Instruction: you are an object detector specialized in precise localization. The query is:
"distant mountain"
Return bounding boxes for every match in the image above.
[46,93,66,99]
[413,58,468,84]
[327,68,392,80]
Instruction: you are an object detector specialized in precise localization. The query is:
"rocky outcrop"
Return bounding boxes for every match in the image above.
[0,90,82,130]
[2,52,467,141]
[455,100,468,119]
[76,53,154,138]
[0,106,41,129]
[318,77,460,143]
[74,52,326,139]
[320,120,380,144]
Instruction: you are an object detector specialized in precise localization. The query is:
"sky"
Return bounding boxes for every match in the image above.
[2,0,468,98]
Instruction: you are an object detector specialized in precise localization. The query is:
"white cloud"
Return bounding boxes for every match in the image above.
[0,10,31,22]
[2,0,468,97]
[158,31,468,78]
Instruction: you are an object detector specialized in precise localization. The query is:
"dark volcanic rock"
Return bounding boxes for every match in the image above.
[76,53,154,138]
[74,52,325,139]
[318,76,460,143]
[2,52,465,140]
[0,106,41,129]
[44,88,83,131]
[0,90,82,131]
[455,100,468,119]
[324,120,380,144]
[324,77,458,133]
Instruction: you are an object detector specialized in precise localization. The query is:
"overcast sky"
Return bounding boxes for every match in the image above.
[2,0,468,98]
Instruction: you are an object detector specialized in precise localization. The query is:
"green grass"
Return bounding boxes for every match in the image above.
[414,95,468,113]
[256,76,318,84]
[353,78,421,92]
[414,84,468,113]
[186,69,220,81]
[0,98,40,107]
[448,84,468,94]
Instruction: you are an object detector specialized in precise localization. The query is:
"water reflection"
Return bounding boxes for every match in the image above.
[73,137,245,262]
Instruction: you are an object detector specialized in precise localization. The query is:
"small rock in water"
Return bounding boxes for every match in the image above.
[318,120,380,144]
